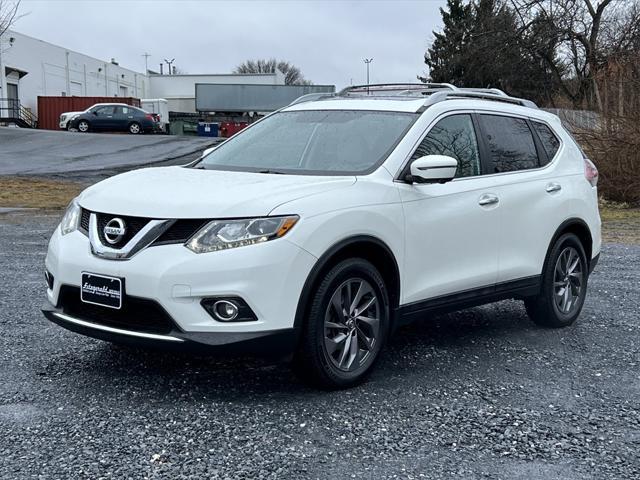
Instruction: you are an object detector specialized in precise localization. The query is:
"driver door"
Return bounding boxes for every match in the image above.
[397,113,501,306]
[91,106,116,131]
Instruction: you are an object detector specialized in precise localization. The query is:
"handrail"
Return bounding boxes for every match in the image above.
[0,98,38,128]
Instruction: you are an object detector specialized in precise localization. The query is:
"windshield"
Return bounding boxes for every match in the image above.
[197,110,417,175]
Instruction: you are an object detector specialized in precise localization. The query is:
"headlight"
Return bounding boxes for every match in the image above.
[185,215,299,253]
[60,199,81,235]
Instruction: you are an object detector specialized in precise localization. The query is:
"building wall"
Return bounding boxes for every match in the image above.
[0,30,146,115]
[0,30,289,117]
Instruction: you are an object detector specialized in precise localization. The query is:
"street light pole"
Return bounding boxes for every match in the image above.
[363,58,373,94]
[164,58,175,75]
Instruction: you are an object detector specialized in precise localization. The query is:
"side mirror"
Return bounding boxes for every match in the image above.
[407,155,458,184]
[92,111,98,116]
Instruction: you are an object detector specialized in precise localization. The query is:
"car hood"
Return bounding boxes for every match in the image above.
[78,166,356,218]
[62,111,82,118]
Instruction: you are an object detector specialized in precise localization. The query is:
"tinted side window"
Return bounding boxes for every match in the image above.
[479,115,539,173]
[412,114,481,178]
[531,121,560,162]
[95,106,115,115]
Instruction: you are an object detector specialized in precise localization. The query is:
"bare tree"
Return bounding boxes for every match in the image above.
[0,0,20,39]
[510,0,640,110]
[233,59,312,85]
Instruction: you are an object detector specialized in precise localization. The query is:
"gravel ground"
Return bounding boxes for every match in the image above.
[0,212,638,479]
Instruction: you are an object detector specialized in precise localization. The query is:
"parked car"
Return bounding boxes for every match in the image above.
[43,83,601,388]
[67,103,157,134]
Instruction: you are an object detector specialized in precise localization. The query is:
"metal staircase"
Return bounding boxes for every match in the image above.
[0,98,37,128]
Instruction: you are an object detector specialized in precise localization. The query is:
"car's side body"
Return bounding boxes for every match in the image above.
[67,103,156,133]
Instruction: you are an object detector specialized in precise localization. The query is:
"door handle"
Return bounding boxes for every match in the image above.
[478,194,499,206]
[546,183,562,193]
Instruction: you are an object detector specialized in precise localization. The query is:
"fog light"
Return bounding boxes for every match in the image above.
[201,297,257,322]
[213,300,239,321]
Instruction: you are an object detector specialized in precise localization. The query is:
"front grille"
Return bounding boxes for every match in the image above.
[81,208,210,249]
[57,286,177,334]
[152,219,209,246]
[95,213,151,249]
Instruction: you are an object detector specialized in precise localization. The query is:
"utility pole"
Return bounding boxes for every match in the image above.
[142,52,151,73]
[363,58,373,94]
[164,58,175,75]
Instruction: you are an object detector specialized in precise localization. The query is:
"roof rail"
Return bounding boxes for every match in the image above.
[288,83,537,110]
[420,90,537,110]
[458,87,508,97]
[339,83,459,95]
[288,92,335,106]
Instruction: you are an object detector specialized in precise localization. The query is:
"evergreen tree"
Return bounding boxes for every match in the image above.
[420,0,474,85]
[422,0,559,105]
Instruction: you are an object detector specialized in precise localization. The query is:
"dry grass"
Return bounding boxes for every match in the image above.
[599,200,640,245]
[0,176,85,209]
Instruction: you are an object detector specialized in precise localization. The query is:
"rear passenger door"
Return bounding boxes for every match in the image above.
[475,113,567,285]
[114,106,135,132]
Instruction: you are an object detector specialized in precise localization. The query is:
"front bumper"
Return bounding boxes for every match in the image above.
[44,226,317,345]
[42,300,297,354]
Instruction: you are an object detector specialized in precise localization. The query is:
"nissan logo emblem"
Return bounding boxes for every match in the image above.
[103,218,126,244]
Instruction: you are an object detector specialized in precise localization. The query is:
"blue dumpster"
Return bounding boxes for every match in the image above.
[197,122,219,137]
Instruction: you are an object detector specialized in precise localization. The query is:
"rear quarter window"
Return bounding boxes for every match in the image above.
[531,121,561,163]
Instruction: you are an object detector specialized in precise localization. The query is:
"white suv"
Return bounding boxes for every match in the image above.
[43,84,601,388]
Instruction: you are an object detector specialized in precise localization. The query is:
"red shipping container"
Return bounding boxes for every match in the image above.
[219,122,248,138]
[37,96,141,130]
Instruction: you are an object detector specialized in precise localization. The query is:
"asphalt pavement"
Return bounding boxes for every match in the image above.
[0,211,638,479]
[0,127,219,175]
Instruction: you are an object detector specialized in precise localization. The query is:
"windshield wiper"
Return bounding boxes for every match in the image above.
[256,169,287,175]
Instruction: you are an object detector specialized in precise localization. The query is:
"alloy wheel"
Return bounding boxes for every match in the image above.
[129,123,141,134]
[78,121,89,132]
[553,246,584,314]
[323,278,380,372]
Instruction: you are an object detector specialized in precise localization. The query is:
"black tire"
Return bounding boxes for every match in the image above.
[294,258,390,389]
[128,122,142,134]
[77,120,90,133]
[525,233,589,328]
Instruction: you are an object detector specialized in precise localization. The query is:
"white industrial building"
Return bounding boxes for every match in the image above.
[0,30,286,118]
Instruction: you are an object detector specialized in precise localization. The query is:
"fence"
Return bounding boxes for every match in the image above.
[542,108,601,132]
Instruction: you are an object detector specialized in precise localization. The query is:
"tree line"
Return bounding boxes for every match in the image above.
[422,0,640,111]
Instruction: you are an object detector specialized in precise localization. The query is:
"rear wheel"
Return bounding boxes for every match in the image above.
[295,258,389,389]
[128,122,142,134]
[77,120,89,133]
[525,233,588,328]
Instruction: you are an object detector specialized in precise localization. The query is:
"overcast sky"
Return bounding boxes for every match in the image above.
[15,0,446,88]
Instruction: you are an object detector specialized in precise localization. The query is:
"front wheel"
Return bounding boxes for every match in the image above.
[77,120,89,133]
[294,258,390,389]
[525,233,589,328]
